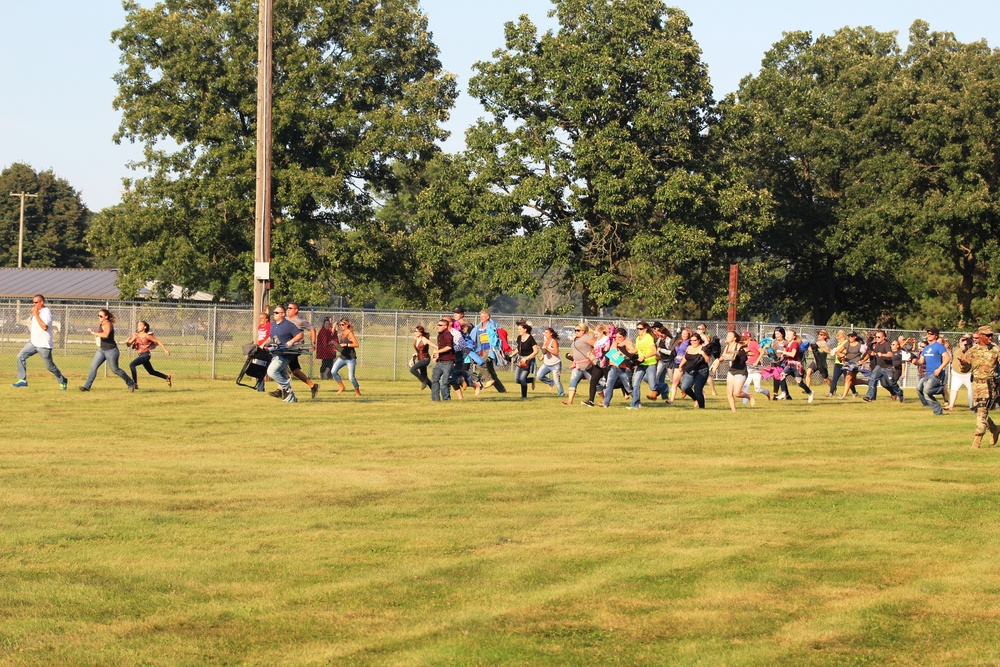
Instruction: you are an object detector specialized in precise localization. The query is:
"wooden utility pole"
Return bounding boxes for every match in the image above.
[253,0,275,321]
[727,263,739,331]
[9,192,38,268]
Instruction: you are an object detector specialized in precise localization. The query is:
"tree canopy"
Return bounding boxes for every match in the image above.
[89,0,1000,325]
[90,0,456,301]
[0,163,91,269]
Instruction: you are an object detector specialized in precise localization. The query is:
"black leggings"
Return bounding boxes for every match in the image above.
[588,365,608,403]
[130,352,168,384]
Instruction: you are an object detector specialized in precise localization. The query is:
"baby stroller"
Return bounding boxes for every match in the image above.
[237,344,272,390]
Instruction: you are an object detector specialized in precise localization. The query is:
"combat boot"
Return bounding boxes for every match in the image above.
[973,434,984,449]
[990,423,1000,447]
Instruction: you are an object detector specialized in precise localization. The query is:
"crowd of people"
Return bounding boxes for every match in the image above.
[404,309,1000,448]
[11,297,999,447]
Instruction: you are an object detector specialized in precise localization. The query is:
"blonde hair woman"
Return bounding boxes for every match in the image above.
[332,318,361,396]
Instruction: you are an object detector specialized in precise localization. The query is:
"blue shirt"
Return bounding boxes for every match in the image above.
[269,318,301,346]
[922,341,947,374]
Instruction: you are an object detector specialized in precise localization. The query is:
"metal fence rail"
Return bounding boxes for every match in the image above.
[0,298,978,388]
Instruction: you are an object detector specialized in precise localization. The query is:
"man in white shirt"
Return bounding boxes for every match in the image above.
[13,294,67,390]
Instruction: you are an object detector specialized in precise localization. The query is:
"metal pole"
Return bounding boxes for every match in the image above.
[252,0,274,325]
[9,192,38,268]
[393,311,398,381]
[211,305,218,379]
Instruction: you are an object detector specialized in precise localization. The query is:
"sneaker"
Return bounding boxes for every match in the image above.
[129,383,136,393]
[11,380,27,388]
[60,380,67,391]
[269,389,283,398]
[808,392,814,403]
[311,383,320,399]
[626,405,640,410]
[79,386,89,392]
[863,396,874,403]
[775,391,787,401]
[825,392,833,398]
[483,379,495,389]
[283,392,298,403]
[581,400,594,407]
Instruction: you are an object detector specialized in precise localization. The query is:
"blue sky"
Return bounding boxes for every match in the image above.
[2,0,999,211]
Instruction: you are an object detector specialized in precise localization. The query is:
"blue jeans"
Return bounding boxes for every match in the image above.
[332,357,359,390]
[83,347,133,390]
[536,362,564,396]
[514,360,535,398]
[17,342,65,383]
[866,366,903,400]
[680,368,709,408]
[568,367,591,391]
[129,352,169,384]
[431,360,454,401]
[917,373,945,414]
[604,366,633,407]
[266,354,293,394]
[632,364,657,407]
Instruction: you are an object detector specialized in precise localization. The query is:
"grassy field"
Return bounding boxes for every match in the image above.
[1,371,999,665]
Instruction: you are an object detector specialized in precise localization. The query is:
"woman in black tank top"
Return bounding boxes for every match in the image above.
[332,318,362,396]
[80,308,134,392]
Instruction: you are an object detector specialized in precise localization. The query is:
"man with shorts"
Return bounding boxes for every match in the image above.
[13,294,67,390]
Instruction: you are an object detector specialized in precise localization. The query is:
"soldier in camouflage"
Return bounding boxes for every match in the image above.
[955,325,1000,448]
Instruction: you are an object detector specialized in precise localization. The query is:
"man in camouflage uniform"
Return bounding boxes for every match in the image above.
[955,325,1000,448]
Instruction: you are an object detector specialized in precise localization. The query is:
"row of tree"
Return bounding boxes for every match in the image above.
[44,0,1000,327]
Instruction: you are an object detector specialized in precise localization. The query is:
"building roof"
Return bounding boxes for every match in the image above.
[0,268,215,301]
[0,268,120,299]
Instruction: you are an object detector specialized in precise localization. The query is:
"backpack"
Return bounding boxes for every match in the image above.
[496,327,513,356]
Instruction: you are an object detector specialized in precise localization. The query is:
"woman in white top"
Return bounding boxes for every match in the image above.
[536,327,565,397]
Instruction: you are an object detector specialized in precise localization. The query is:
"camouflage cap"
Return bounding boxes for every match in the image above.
[976,325,994,336]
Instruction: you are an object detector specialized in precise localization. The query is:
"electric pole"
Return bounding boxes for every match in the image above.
[9,192,38,268]
[252,0,275,322]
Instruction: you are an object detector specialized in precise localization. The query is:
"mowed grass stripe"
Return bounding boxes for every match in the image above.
[1,378,998,665]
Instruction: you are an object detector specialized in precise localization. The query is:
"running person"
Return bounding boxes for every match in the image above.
[12,294,67,390]
[80,308,135,392]
[562,324,594,406]
[536,327,564,397]
[712,330,754,411]
[332,318,361,396]
[125,321,172,389]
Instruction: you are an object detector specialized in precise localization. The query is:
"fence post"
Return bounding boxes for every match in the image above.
[360,311,366,372]
[211,305,218,380]
[393,311,398,381]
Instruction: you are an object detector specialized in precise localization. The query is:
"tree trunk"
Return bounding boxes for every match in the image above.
[582,286,598,317]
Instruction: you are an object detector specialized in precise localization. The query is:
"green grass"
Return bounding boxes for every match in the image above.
[1,372,998,665]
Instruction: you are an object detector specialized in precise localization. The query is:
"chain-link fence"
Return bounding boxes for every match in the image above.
[0,298,980,389]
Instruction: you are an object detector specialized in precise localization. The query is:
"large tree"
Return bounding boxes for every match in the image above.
[462,0,717,317]
[0,163,91,268]
[897,22,1000,327]
[90,0,456,302]
[720,26,912,325]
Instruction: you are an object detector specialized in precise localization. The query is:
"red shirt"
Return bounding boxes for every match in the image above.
[256,323,271,346]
